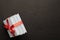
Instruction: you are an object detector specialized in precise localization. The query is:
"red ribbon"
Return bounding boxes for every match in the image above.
[4,19,23,36]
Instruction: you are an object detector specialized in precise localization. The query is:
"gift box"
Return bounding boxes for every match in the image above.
[3,13,27,38]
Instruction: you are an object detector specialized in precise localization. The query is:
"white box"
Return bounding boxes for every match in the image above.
[3,13,27,38]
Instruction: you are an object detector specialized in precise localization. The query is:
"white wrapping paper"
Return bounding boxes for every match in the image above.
[3,14,27,38]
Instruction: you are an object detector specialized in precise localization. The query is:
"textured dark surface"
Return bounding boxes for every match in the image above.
[0,0,60,40]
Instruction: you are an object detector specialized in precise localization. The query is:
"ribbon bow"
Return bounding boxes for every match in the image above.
[4,19,23,36]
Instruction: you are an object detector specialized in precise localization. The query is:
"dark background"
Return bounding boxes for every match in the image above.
[0,0,60,40]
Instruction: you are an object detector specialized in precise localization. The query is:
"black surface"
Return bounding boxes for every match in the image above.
[0,0,60,40]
